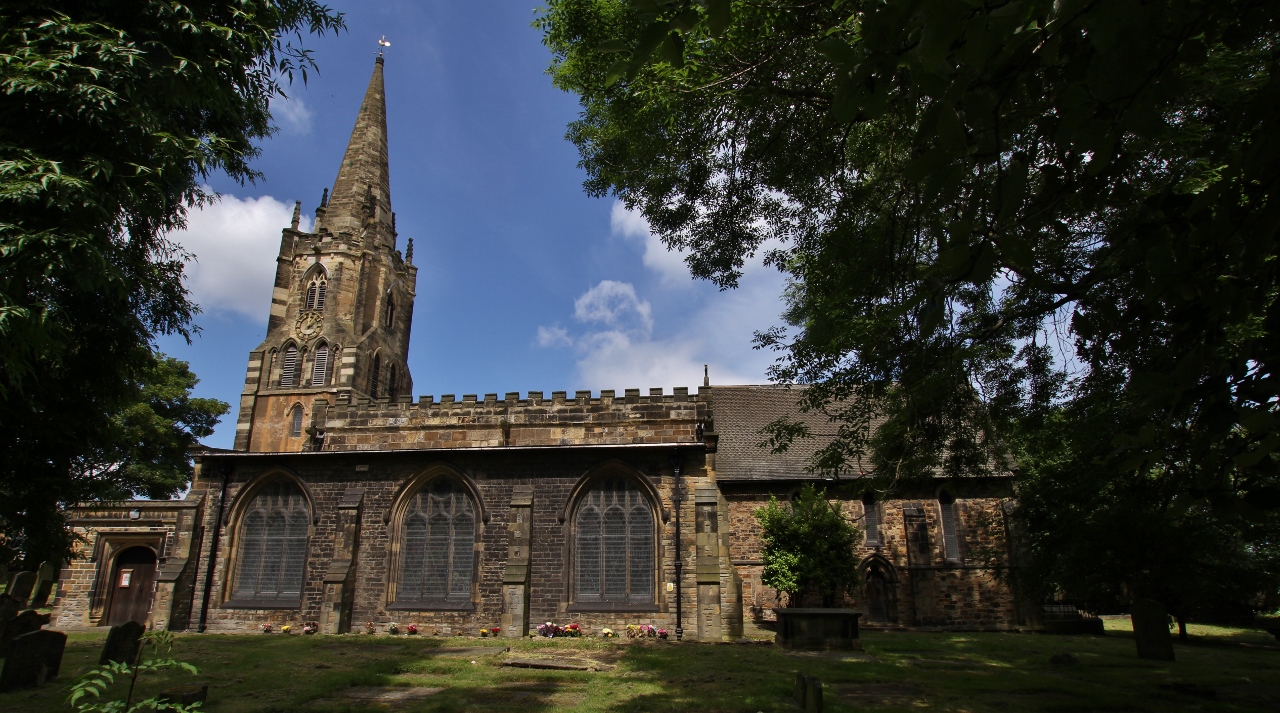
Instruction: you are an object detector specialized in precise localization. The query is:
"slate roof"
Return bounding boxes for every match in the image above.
[713,385,869,482]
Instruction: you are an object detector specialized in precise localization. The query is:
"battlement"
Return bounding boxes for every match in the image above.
[320,387,711,451]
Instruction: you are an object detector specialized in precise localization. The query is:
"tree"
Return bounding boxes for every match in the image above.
[0,1,343,566]
[540,1,1280,619]
[755,484,861,607]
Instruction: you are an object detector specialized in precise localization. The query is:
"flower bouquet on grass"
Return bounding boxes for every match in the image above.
[280,624,292,634]
[261,622,274,634]
[302,622,319,635]
[388,622,400,635]
[536,622,562,638]
[491,626,501,635]
[658,628,669,639]
[480,628,490,637]
[601,628,616,638]
[406,624,418,635]
[365,620,377,635]
[564,623,581,637]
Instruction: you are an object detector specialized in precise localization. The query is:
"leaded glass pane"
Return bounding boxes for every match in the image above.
[395,479,476,604]
[232,481,309,601]
[573,477,656,603]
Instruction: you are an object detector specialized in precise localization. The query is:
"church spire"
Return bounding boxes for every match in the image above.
[321,56,393,248]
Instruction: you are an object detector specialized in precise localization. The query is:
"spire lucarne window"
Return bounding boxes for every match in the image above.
[574,477,655,604]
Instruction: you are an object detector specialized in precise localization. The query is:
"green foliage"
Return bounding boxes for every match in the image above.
[0,1,341,566]
[68,631,201,713]
[540,1,1280,612]
[755,484,861,607]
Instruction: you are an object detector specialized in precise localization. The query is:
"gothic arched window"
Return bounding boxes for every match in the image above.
[395,479,476,606]
[384,292,396,329]
[304,277,327,311]
[938,490,962,562]
[311,343,329,386]
[289,404,304,437]
[231,480,310,604]
[280,345,298,388]
[863,492,882,547]
[574,477,655,604]
[369,353,382,398]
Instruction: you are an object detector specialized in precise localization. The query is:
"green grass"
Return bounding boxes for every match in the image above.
[3,622,1278,712]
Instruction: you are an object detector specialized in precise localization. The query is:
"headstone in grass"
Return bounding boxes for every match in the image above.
[0,609,50,657]
[0,629,66,691]
[1131,598,1176,661]
[99,620,145,665]
[805,676,824,713]
[6,572,34,604]
[794,672,808,707]
[29,562,57,608]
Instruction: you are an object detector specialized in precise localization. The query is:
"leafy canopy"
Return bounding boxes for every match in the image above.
[756,484,861,607]
[0,1,341,565]
[540,1,1280,609]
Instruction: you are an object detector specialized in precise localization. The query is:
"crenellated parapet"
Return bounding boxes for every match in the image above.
[321,387,711,451]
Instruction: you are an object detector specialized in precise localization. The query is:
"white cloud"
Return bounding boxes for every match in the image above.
[610,201,692,286]
[573,279,653,335]
[271,94,313,135]
[536,325,572,348]
[169,194,310,320]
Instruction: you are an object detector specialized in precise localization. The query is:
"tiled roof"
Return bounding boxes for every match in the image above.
[712,385,868,481]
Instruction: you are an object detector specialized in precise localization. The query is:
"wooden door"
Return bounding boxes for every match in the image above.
[106,547,157,626]
[866,571,888,623]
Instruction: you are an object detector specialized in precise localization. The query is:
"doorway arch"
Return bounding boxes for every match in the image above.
[106,546,158,626]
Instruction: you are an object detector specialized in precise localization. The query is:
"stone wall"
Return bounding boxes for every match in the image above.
[723,485,1017,633]
[190,447,720,637]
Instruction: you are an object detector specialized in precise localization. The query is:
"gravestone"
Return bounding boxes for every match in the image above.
[29,562,57,608]
[0,609,50,657]
[805,676,824,713]
[6,572,35,605]
[1131,598,1176,661]
[99,621,145,666]
[0,629,67,692]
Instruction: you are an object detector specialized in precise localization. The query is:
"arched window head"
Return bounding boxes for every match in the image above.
[383,292,396,329]
[395,479,476,605]
[232,480,309,603]
[289,404,304,437]
[574,476,655,604]
[863,492,881,547]
[311,343,329,386]
[938,490,961,562]
[304,276,327,311]
[280,345,299,388]
[370,353,382,398]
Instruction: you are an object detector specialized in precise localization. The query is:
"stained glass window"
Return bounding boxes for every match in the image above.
[396,479,476,604]
[574,477,654,603]
[232,481,309,602]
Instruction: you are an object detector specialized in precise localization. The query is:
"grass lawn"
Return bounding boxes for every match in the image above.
[2,621,1278,712]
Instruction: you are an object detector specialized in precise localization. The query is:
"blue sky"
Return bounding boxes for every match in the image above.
[158,1,787,449]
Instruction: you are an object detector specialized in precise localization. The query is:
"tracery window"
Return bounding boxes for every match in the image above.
[938,490,962,562]
[395,479,476,605]
[311,343,329,386]
[231,480,310,604]
[574,477,655,604]
[304,277,327,311]
[280,345,299,387]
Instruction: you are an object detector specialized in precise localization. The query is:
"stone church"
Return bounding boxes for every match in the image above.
[51,57,1020,639]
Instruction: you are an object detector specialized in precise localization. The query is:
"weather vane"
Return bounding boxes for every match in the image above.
[378,35,391,56]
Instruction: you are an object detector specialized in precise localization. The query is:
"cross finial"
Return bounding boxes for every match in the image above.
[378,35,391,56]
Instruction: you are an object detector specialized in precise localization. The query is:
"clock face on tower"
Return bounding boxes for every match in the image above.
[295,311,323,340]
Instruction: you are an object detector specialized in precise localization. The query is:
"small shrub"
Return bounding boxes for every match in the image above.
[755,483,861,607]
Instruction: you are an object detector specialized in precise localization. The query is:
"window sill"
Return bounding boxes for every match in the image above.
[386,601,475,612]
[566,602,660,613]
[222,598,302,610]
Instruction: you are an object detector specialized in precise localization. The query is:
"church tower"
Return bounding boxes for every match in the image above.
[233,55,417,452]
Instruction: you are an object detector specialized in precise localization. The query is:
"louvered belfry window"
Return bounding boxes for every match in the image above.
[388,364,398,399]
[397,479,476,604]
[574,477,655,603]
[314,280,326,310]
[369,353,381,398]
[304,279,327,310]
[280,345,298,387]
[311,343,329,386]
[938,490,962,562]
[232,481,310,603]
